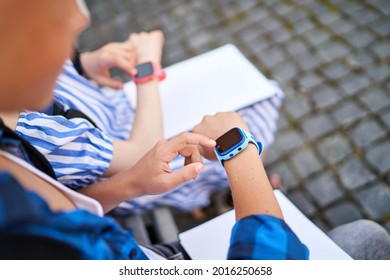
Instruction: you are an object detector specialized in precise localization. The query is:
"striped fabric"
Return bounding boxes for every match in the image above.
[16,60,284,214]
[53,60,134,140]
[15,111,113,190]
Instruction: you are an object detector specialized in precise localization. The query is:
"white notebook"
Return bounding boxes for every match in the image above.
[179,190,352,260]
[124,44,277,139]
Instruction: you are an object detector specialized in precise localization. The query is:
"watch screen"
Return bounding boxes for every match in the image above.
[216,128,243,153]
[135,62,154,78]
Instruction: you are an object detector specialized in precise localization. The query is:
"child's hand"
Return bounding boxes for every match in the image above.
[80,40,137,89]
[128,132,216,195]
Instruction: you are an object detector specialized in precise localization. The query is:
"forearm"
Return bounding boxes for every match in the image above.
[78,169,141,213]
[224,144,283,221]
[103,80,163,176]
[130,79,163,146]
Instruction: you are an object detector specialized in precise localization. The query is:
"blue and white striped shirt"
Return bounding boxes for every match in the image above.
[53,60,134,140]
[16,111,113,190]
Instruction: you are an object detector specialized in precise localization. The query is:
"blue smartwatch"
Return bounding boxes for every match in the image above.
[214,127,263,166]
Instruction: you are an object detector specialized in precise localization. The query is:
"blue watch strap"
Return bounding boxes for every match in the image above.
[214,128,262,166]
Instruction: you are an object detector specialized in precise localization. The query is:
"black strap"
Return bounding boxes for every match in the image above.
[52,103,98,128]
[72,48,86,77]
[0,119,57,180]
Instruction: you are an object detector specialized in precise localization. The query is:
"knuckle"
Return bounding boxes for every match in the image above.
[202,114,211,122]
[154,140,166,155]
[179,131,191,141]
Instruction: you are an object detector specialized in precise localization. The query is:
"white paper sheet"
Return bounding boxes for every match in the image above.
[179,190,352,260]
[124,44,277,139]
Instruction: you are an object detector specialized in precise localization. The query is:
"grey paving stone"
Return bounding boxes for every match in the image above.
[358,88,390,112]
[344,29,375,48]
[301,114,336,140]
[289,191,317,216]
[316,8,339,25]
[273,2,294,16]
[285,8,307,25]
[258,47,285,69]
[261,17,283,33]
[304,29,331,47]
[339,74,370,96]
[305,172,344,208]
[307,1,329,16]
[331,101,367,126]
[187,30,214,52]
[262,144,284,166]
[329,18,355,35]
[270,26,292,44]
[368,18,390,37]
[246,7,269,24]
[299,73,323,91]
[293,51,320,71]
[322,62,349,81]
[312,85,342,110]
[274,129,305,153]
[294,0,313,5]
[339,157,376,190]
[338,1,363,16]
[284,95,312,120]
[365,63,390,83]
[366,140,390,175]
[237,0,257,12]
[317,41,350,64]
[324,201,364,228]
[239,24,261,44]
[350,7,380,25]
[273,61,299,83]
[345,51,375,69]
[369,0,390,15]
[244,36,270,55]
[268,162,298,191]
[164,46,188,66]
[285,39,309,56]
[350,119,386,148]
[292,18,315,35]
[380,110,390,129]
[275,112,289,131]
[312,217,330,232]
[290,147,323,178]
[372,40,390,60]
[317,134,352,164]
[356,182,390,220]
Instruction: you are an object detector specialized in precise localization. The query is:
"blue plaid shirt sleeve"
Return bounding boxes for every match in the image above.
[228,214,309,260]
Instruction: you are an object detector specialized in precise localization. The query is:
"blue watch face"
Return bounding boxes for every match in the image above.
[216,127,244,154]
[135,62,154,78]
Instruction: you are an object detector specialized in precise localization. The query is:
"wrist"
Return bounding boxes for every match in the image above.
[118,168,145,200]
[132,61,166,84]
[214,127,262,167]
[224,144,261,170]
[79,51,94,78]
[136,78,159,88]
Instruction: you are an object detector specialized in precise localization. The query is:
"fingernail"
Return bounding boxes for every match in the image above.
[209,139,216,145]
[195,164,204,174]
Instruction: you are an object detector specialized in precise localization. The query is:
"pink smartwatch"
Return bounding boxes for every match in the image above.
[131,62,166,84]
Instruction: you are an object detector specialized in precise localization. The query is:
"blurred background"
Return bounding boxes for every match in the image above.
[80,0,390,234]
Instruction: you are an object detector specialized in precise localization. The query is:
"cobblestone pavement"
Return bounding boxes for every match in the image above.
[80,0,390,234]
